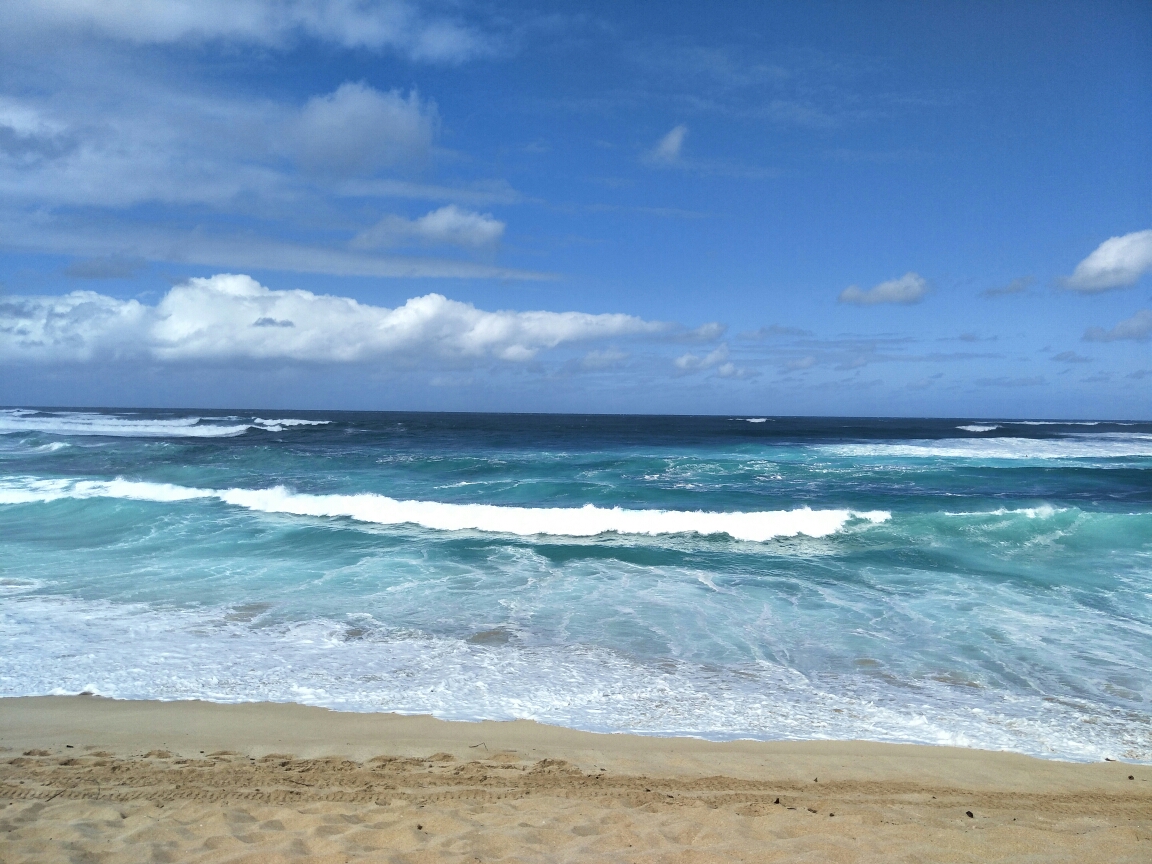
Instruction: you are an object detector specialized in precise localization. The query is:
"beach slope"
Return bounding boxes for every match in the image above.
[2,696,1149,862]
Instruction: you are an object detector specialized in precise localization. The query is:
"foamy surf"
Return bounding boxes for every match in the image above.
[0,477,889,541]
[829,434,1152,460]
[0,409,329,438]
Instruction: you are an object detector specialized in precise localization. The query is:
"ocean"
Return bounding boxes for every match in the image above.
[1,408,1149,762]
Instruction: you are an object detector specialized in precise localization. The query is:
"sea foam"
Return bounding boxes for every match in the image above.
[0,477,889,541]
[0,409,328,438]
[828,434,1152,460]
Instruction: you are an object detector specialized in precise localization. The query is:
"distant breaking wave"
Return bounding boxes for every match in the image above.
[0,409,328,437]
[0,477,889,542]
[829,434,1152,460]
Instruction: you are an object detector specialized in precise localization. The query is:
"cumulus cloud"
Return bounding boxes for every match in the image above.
[1083,309,1152,343]
[7,0,493,63]
[674,343,731,372]
[352,205,504,249]
[679,321,727,341]
[1064,229,1152,292]
[838,272,928,305]
[0,290,150,362]
[646,125,687,165]
[0,274,667,364]
[0,25,515,282]
[294,83,437,176]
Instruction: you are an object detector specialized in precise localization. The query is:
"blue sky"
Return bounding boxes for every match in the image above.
[1,0,1149,417]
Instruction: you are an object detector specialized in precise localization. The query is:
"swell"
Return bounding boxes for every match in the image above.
[0,477,890,541]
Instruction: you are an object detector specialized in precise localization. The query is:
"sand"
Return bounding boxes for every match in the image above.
[1,696,1149,862]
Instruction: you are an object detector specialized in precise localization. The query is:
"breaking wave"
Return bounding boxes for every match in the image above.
[0,409,328,438]
[829,434,1152,460]
[0,477,889,541]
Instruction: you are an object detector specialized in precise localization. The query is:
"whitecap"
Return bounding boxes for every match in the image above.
[0,410,251,438]
[252,418,331,431]
[1,594,1144,762]
[829,435,1152,460]
[0,476,890,542]
[0,409,330,438]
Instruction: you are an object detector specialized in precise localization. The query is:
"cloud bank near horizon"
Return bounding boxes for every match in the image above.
[0,274,668,365]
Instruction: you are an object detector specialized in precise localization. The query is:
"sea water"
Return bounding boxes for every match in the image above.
[1,408,1149,762]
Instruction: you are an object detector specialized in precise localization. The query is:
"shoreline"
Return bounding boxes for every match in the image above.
[0,695,1143,772]
[3,696,1149,862]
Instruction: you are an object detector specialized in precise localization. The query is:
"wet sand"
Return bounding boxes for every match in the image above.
[2,696,1149,862]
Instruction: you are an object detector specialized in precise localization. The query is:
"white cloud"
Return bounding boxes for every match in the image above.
[1083,309,1152,343]
[838,272,928,305]
[674,342,729,371]
[294,83,437,176]
[646,124,687,165]
[713,362,753,379]
[1064,230,1152,292]
[681,321,727,341]
[0,290,150,362]
[352,205,504,249]
[0,26,518,282]
[0,274,666,364]
[7,0,493,63]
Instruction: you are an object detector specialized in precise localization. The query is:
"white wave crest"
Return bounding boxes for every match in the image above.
[0,478,213,506]
[1008,420,1104,426]
[0,477,889,541]
[745,418,768,423]
[221,487,890,541]
[943,505,1069,519]
[830,435,1152,460]
[957,424,1000,432]
[252,418,331,430]
[32,442,70,452]
[0,410,329,438]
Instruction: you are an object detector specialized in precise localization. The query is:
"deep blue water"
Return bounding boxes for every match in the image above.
[1,408,1150,762]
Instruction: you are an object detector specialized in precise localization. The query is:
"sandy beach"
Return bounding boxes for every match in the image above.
[0,696,1147,862]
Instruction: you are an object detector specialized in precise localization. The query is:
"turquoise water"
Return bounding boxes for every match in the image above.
[1,408,1150,761]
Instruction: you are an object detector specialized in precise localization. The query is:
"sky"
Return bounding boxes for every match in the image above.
[1,0,1150,418]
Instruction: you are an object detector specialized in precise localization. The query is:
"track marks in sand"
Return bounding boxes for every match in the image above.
[2,748,1150,862]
